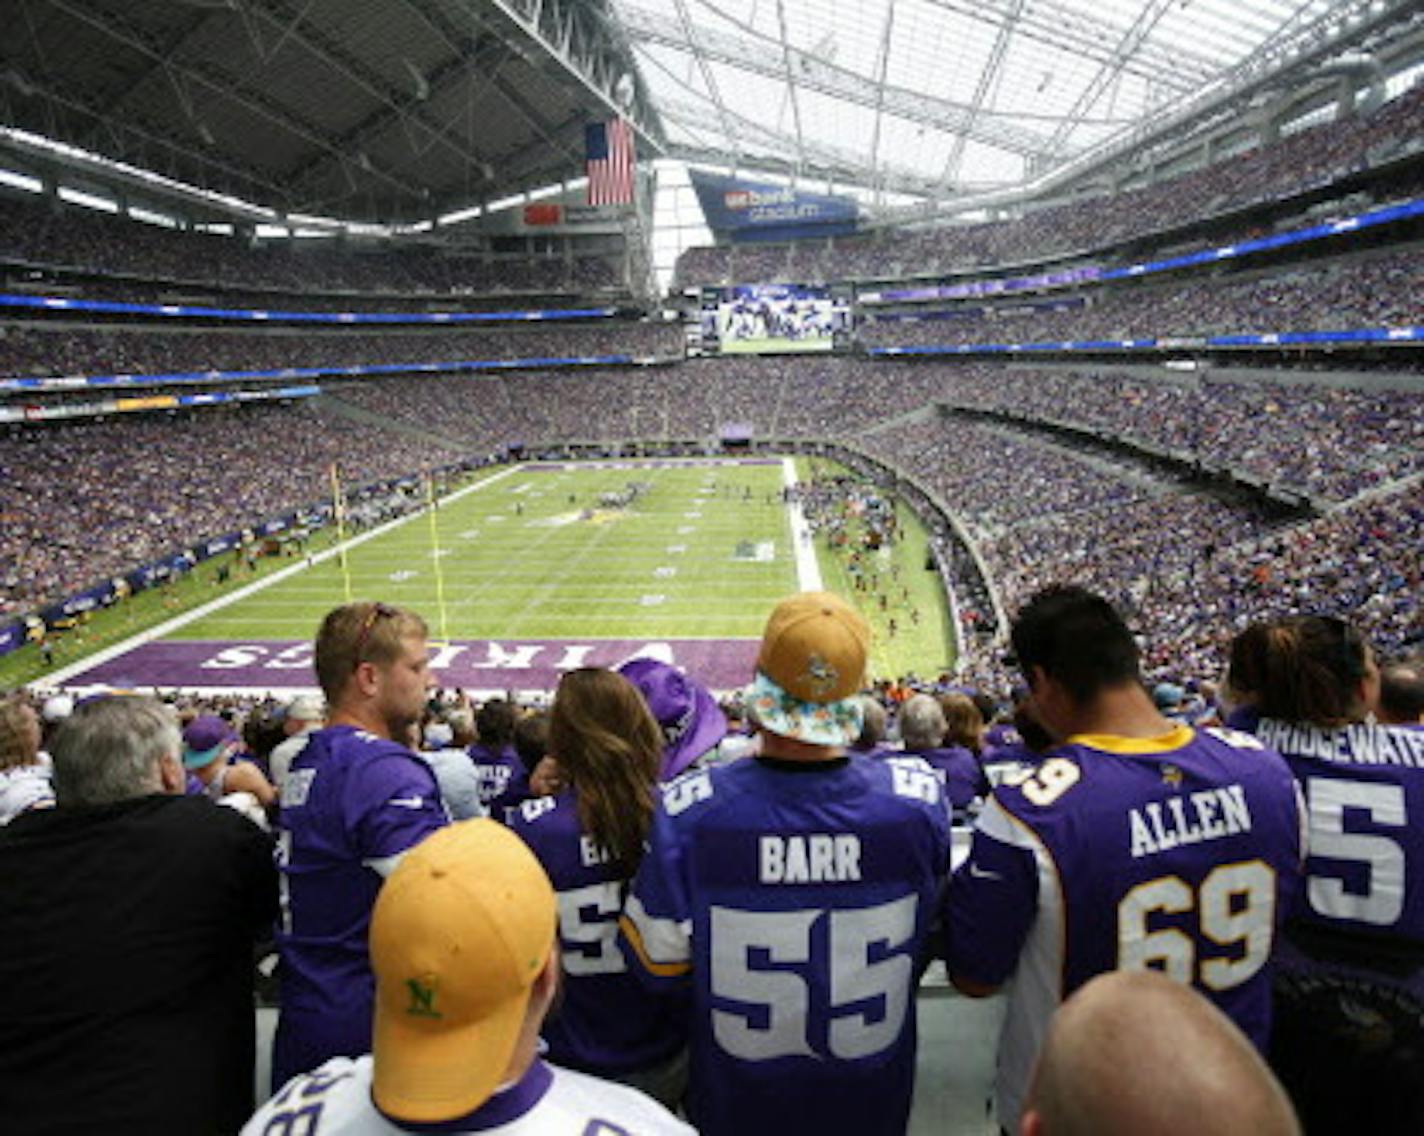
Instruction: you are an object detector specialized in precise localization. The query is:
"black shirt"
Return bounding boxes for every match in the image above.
[0,794,278,1135]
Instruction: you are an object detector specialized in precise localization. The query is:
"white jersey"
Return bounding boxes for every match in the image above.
[244,1056,694,1135]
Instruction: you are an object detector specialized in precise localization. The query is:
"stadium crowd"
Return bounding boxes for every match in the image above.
[930,365,1424,501]
[861,415,1423,688]
[0,193,619,296]
[676,82,1424,286]
[7,582,1423,1132]
[0,403,467,617]
[0,320,683,379]
[857,247,1424,346]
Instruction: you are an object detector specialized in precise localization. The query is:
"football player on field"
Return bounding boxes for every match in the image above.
[946,585,1304,1132]
[619,591,951,1136]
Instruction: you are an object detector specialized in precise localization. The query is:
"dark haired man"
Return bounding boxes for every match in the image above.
[1379,662,1424,726]
[945,585,1304,1132]
[272,601,448,1091]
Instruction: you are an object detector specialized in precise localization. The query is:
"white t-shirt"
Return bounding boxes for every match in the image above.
[244,1056,694,1135]
[0,764,54,825]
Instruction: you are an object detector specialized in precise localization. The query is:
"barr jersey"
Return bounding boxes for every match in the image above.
[619,754,952,1136]
[509,793,687,1074]
[946,725,1303,1130]
[274,726,448,1087]
[247,1056,693,1135]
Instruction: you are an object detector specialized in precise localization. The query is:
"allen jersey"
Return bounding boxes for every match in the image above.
[945,725,1303,1130]
[246,1055,694,1135]
[508,792,687,1075]
[1249,718,1424,1130]
[274,726,448,1089]
[619,754,952,1136]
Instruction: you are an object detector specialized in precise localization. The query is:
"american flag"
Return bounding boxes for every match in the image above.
[585,119,636,206]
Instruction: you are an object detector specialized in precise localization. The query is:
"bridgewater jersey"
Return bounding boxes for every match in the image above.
[274,726,448,1087]
[245,1056,694,1135]
[946,725,1303,1131]
[468,743,529,823]
[620,754,952,1136]
[508,792,687,1074]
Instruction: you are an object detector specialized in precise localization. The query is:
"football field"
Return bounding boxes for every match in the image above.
[45,456,955,695]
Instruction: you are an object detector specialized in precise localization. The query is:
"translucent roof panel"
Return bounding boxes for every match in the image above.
[610,0,1364,200]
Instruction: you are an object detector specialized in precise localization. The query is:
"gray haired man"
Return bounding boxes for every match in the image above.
[0,695,278,1134]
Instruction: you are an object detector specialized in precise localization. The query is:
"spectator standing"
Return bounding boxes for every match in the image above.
[510,668,688,1105]
[1228,616,1424,1131]
[467,699,528,822]
[243,820,691,1135]
[269,692,325,790]
[1378,661,1424,726]
[183,714,277,810]
[273,601,447,1091]
[0,696,53,824]
[620,592,951,1136]
[0,695,277,1134]
[900,692,986,817]
[946,586,1304,1132]
[417,717,486,821]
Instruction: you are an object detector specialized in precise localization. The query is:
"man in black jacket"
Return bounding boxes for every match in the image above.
[0,695,278,1135]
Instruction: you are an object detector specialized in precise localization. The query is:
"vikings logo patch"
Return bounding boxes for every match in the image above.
[1161,764,1183,789]
[804,653,839,697]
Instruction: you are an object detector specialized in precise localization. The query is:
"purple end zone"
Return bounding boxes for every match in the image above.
[61,638,763,693]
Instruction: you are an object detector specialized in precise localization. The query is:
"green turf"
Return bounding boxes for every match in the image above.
[175,461,800,643]
[8,457,958,689]
[796,457,959,680]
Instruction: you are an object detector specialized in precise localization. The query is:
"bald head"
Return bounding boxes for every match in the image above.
[1021,971,1300,1136]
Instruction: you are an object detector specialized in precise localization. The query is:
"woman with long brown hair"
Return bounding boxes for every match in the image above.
[509,667,686,1105]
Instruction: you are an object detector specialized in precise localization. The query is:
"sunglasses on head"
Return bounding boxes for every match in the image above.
[352,603,397,671]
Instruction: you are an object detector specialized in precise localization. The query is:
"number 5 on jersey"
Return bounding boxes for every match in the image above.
[710,894,916,1062]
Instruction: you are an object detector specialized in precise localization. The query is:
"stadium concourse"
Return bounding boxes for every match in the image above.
[3,0,1424,1132]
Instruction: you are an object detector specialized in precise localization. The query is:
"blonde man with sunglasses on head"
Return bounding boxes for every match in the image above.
[273,602,449,1093]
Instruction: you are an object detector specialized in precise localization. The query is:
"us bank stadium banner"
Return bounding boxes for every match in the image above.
[689,171,859,242]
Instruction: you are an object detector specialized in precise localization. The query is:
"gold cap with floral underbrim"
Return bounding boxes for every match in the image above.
[749,591,869,746]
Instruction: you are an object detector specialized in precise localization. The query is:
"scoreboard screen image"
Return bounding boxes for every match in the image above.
[699,283,852,355]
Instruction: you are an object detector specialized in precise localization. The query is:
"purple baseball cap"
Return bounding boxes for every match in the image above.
[182,715,237,769]
[618,658,728,781]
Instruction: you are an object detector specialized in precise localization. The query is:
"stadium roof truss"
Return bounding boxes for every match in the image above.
[0,0,1419,227]
[0,0,662,223]
[605,0,1424,209]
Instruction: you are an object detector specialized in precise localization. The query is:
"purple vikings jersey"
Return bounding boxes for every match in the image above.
[1248,720,1424,1128]
[906,745,987,814]
[274,726,448,1088]
[509,793,687,1074]
[946,725,1303,1130]
[619,754,951,1136]
[468,743,530,822]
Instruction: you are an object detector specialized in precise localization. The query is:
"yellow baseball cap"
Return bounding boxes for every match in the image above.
[370,820,556,1123]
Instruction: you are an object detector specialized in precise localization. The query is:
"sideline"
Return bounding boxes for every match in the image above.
[38,465,520,687]
[782,457,823,592]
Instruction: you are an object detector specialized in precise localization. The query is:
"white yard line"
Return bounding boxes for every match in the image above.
[782,457,823,593]
[40,465,520,686]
